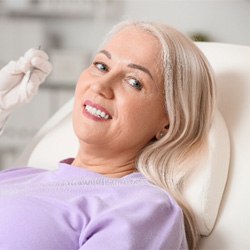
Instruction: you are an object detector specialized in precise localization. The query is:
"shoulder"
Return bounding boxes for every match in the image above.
[123,181,187,249]
[121,175,181,212]
[131,181,184,223]
[87,178,187,249]
[108,176,186,235]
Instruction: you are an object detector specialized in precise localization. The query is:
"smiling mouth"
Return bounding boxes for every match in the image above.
[83,104,112,120]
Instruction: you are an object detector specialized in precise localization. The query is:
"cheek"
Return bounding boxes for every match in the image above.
[75,70,90,95]
[72,100,81,134]
[121,100,162,135]
[129,95,166,119]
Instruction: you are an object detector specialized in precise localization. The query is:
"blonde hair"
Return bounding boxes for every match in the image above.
[104,20,216,249]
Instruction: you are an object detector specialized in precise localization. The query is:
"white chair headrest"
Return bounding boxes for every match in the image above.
[183,109,230,235]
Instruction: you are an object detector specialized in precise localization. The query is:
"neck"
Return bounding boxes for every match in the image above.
[71,144,138,179]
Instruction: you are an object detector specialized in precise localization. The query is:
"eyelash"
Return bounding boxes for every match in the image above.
[93,61,143,91]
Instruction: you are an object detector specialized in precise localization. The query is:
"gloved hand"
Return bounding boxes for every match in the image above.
[0,48,52,134]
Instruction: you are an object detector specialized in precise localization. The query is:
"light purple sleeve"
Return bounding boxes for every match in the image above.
[79,197,188,250]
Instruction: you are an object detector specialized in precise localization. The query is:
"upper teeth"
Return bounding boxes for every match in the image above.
[85,105,110,119]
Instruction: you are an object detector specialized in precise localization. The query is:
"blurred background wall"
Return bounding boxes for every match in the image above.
[0,0,249,169]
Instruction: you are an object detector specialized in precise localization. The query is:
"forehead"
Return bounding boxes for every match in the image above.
[102,26,162,76]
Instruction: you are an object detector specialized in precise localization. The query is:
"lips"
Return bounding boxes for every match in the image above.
[82,100,112,121]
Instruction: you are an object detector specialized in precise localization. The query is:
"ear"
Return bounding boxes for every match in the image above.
[155,123,169,140]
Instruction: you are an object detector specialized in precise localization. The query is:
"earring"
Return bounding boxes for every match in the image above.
[159,132,165,139]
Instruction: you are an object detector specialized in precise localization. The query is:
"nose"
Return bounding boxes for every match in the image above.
[90,75,115,99]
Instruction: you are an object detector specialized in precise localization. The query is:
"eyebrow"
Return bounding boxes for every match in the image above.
[99,50,111,59]
[127,63,153,80]
[98,49,154,80]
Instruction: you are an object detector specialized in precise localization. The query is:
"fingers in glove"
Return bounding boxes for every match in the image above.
[25,80,39,103]
[6,57,31,75]
[29,67,50,84]
[24,48,49,61]
[18,72,40,103]
[15,57,31,73]
[30,57,53,75]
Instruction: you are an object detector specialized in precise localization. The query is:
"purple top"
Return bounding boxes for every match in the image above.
[0,159,187,249]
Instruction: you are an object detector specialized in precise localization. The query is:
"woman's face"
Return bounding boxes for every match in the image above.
[73,26,168,156]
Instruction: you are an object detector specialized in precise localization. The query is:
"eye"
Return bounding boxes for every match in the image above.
[127,78,143,91]
[94,62,109,72]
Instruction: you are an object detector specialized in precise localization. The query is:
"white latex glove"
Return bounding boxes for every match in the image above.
[0,48,52,134]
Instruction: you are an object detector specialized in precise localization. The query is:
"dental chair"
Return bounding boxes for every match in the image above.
[15,42,250,249]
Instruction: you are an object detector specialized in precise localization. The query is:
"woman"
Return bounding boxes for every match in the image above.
[0,20,215,249]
